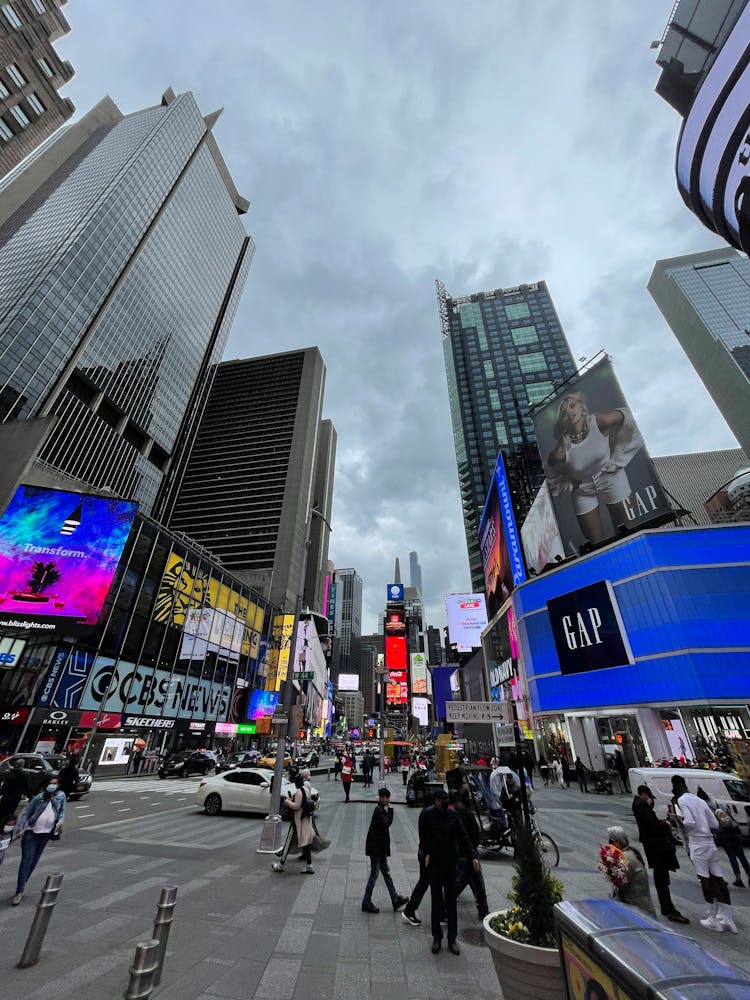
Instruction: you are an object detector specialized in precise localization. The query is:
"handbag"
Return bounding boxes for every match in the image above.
[50,826,62,842]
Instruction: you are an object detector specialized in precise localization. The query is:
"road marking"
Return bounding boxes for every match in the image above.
[82,804,193,829]
[76,812,95,818]
[117,808,130,813]
[109,800,125,804]
[83,876,166,911]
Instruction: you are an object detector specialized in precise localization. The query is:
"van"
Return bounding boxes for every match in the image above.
[629,767,750,837]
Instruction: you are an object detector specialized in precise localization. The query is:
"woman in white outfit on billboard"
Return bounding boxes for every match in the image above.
[546,393,644,545]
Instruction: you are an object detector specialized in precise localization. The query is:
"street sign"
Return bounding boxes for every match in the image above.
[496,723,518,743]
[294,671,314,680]
[445,701,507,724]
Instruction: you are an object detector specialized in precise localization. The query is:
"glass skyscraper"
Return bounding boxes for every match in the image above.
[649,248,750,457]
[0,89,253,514]
[438,279,576,591]
[331,567,362,684]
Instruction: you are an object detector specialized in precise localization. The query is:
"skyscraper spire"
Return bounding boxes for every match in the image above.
[394,557,401,584]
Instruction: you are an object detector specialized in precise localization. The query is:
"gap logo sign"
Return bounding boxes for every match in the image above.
[546,580,634,676]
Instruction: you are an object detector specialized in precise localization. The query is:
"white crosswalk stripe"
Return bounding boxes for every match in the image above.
[89,778,199,794]
[84,806,264,849]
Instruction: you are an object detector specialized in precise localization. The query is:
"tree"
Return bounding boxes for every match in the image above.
[27,561,61,595]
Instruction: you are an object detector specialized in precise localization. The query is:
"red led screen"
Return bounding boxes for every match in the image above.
[385,635,406,670]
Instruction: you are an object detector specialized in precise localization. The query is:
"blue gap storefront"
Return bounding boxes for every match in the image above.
[510,524,750,771]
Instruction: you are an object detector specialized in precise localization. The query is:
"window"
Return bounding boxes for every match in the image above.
[27,92,44,115]
[9,104,29,127]
[495,421,508,445]
[527,381,554,405]
[511,325,539,347]
[505,302,531,320]
[0,117,12,141]
[0,79,8,98]
[1,4,21,28]
[31,0,45,11]
[37,57,53,78]
[519,352,548,374]
[6,63,25,88]
[483,361,494,379]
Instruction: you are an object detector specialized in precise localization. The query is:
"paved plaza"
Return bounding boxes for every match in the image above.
[1,774,749,998]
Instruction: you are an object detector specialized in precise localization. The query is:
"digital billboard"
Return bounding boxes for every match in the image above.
[0,485,137,632]
[412,696,429,726]
[387,583,404,602]
[247,689,278,720]
[547,580,634,676]
[338,673,359,691]
[482,603,520,703]
[532,357,670,557]
[478,452,526,621]
[385,635,406,671]
[410,652,428,695]
[384,609,405,635]
[521,481,565,575]
[675,3,750,255]
[445,593,488,652]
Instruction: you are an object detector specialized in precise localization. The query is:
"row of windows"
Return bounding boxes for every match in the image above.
[0,90,46,141]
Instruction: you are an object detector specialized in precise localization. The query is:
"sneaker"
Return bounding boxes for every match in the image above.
[402,910,421,926]
[302,865,314,875]
[271,862,284,873]
[666,911,690,925]
[699,915,725,932]
[362,900,379,913]
[722,915,739,934]
[392,895,409,912]
[11,893,22,906]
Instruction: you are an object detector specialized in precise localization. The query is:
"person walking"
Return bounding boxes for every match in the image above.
[561,754,571,788]
[714,807,750,887]
[0,760,27,830]
[400,754,410,787]
[604,826,656,916]
[575,756,589,794]
[272,772,314,875]
[631,784,689,925]
[419,787,478,955]
[333,752,342,781]
[341,752,354,802]
[552,757,565,789]
[11,775,65,905]
[453,784,489,919]
[56,755,80,800]
[361,788,409,914]
[672,774,737,932]
[361,751,373,788]
[538,754,550,788]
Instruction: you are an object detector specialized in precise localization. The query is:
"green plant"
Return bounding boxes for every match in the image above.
[27,561,61,595]
[489,817,563,947]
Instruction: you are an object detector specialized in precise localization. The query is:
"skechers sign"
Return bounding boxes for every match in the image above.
[675,3,750,254]
[547,580,634,676]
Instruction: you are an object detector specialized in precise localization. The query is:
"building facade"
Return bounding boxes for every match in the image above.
[438,279,577,591]
[409,550,423,595]
[163,348,331,616]
[0,0,74,178]
[330,567,362,685]
[0,90,253,515]
[652,447,749,525]
[649,249,750,456]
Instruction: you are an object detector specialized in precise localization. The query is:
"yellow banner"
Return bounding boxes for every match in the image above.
[265,614,295,692]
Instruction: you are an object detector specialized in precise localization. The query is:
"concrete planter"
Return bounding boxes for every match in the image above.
[483,913,566,1000]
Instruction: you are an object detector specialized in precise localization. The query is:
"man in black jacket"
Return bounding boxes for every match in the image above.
[632,784,689,924]
[361,788,409,914]
[0,760,27,830]
[420,787,479,954]
[453,785,489,919]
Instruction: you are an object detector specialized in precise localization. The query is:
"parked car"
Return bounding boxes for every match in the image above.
[195,768,318,816]
[295,751,320,768]
[215,750,262,774]
[0,753,93,799]
[158,750,216,779]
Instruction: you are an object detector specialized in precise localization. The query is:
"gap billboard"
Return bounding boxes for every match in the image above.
[532,357,670,557]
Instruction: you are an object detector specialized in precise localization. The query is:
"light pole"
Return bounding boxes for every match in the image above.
[258,505,331,853]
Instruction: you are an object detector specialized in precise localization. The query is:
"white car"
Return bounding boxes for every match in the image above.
[195,768,318,816]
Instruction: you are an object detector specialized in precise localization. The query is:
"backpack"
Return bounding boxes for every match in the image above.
[301,788,316,818]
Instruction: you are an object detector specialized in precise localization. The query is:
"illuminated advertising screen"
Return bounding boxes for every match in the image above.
[410,652,428,695]
[483,603,520,703]
[412,696,429,726]
[384,609,405,635]
[532,357,670,558]
[385,635,406,671]
[675,3,750,254]
[387,583,404,602]
[338,673,359,691]
[521,481,565,575]
[445,593,488,652]
[247,689,279,720]
[0,485,137,632]
[478,452,526,621]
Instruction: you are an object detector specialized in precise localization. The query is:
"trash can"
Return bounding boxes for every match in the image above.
[555,899,750,1000]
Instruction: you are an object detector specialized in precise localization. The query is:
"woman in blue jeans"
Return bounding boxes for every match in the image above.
[12,775,65,905]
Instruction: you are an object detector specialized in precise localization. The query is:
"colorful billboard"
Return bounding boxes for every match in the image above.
[412,696,429,726]
[0,485,137,632]
[445,593,488,652]
[532,357,670,557]
[387,583,404,602]
[520,481,565,575]
[675,3,750,255]
[483,603,520,703]
[266,614,295,692]
[410,652,428,695]
[478,453,526,621]
[247,689,278,720]
[338,673,359,691]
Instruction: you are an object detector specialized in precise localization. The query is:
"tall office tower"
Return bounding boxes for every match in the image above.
[426,625,445,667]
[409,550,423,595]
[0,0,75,178]
[164,348,332,615]
[331,567,362,684]
[304,419,337,614]
[403,586,425,654]
[437,279,576,592]
[648,249,750,456]
[0,90,253,513]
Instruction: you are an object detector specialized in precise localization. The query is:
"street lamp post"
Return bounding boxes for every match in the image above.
[258,506,331,854]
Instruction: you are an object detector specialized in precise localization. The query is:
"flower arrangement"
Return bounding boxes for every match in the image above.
[489,817,564,948]
[598,843,629,889]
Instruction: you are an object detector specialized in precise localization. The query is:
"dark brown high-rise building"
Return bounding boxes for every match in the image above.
[0,0,75,178]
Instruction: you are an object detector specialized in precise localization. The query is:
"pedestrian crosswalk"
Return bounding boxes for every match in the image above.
[88,777,199,795]
[82,804,264,849]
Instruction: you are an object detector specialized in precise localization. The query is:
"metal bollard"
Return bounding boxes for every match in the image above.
[327,767,331,782]
[17,873,63,969]
[151,886,178,986]
[123,938,159,1000]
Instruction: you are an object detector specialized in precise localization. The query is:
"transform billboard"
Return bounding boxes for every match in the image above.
[532,357,670,557]
[445,593,488,652]
[247,689,278,720]
[478,452,526,621]
[0,485,137,632]
[675,3,750,255]
[521,481,565,575]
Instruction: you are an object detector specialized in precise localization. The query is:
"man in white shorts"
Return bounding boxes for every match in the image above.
[671,774,736,933]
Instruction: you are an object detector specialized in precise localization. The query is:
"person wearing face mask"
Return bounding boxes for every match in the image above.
[631,784,689,925]
[11,776,65,905]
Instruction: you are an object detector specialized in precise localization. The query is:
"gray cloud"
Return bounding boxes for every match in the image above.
[57,1,738,633]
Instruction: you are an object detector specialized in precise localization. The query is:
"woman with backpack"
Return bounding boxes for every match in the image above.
[272,772,315,875]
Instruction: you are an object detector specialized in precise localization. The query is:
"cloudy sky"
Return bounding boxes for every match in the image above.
[58,1,737,634]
